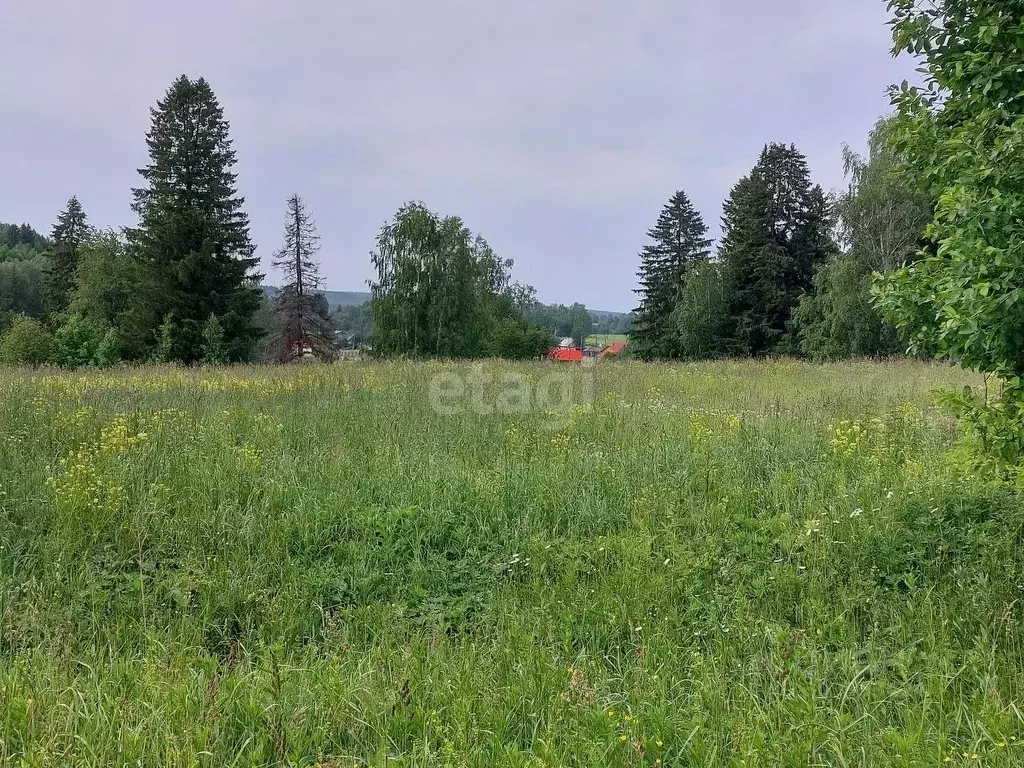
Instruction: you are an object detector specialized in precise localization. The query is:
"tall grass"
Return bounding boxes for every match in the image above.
[0,359,1021,766]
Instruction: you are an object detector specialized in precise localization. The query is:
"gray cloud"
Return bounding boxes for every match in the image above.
[1,0,913,309]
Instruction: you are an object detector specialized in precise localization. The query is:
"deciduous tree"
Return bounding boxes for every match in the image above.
[796,118,932,359]
[874,0,1024,474]
[371,202,546,358]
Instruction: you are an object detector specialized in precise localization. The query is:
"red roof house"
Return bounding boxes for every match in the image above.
[548,346,585,362]
[600,341,627,357]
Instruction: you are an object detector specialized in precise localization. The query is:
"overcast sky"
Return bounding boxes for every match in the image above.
[1,0,912,311]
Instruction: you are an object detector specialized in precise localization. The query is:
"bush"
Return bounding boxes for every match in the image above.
[486,317,553,359]
[51,314,108,368]
[0,315,52,366]
[874,0,1024,478]
[201,315,229,365]
[94,328,122,367]
[152,312,200,364]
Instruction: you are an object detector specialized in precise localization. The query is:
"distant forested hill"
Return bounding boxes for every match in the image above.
[265,285,628,317]
[1,222,50,328]
[264,286,370,310]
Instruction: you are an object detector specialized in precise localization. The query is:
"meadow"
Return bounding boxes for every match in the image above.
[1,359,1022,767]
[584,335,629,347]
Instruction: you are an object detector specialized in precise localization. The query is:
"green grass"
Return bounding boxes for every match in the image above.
[1,358,1023,766]
[585,334,628,347]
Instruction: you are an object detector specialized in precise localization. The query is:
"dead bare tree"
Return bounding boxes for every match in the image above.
[271,195,336,361]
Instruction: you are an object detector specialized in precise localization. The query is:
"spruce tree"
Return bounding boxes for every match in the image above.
[719,175,782,353]
[129,75,263,363]
[271,195,336,361]
[47,196,90,316]
[720,144,835,354]
[631,190,712,358]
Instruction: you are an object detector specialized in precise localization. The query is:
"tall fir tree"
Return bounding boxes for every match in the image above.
[631,189,712,358]
[271,195,336,361]
[128,75,263,363]
[47,196,90,317]
[720,144,835,354]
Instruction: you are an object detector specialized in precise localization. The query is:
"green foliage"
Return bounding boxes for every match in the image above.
[51,314,109,368]
[370,202,547,358]
[567,303,593,350]
[94,328,122,368]
[525,302,601,342]
[252,292,285,362]
[0,222,50,330]
[217,280,266,364]
[796,251,902,360]
[591,310,633,337]
[721,144,836,355]
[936,382,1024,483]
[46,196,91,317]
[837,119,932,274]
[151,312,189,365]
[631,190,712,359]
[485,315,553,359]
[68,230,152,361]
[874,0,1024,474]
[0,223,48,254]
[201,315,229,365]
[797,119,931,360]
[0,223,48,252]
[1,359,1020,765]
[0,258,47,330]
[128,75,263,363]
[0,315,52,365]
[670,261,732,359]
[331,301,372,349]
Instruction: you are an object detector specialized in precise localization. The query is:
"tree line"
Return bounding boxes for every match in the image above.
[1,74,631,366]
[2,76,293,366]
[630,122,932,361]
[1,71,931,369]
[626,0,1024,478]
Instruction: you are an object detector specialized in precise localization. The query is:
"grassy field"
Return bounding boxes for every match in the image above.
[585,334,629,347]
[2,359,1023,766]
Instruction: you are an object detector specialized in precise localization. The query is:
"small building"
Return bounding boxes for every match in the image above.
[582,346,604,359]
[600,341,627,357]
[548,346,584,362]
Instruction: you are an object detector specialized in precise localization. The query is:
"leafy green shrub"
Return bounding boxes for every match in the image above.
[486,316,552,359]
[94,328,122,367]
[152,312,200,364]
[0,315,52,366]
[874,0,1024,477]
[201,315,229,365]
[936,383,1024,484]
[51,314,107,367]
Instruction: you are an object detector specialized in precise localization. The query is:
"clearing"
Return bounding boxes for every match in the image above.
[1,359,1021,766]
